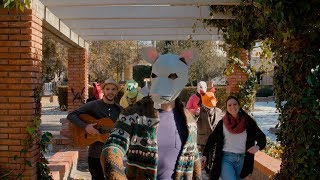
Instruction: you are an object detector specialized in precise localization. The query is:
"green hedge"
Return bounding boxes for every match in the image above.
[57,86,68,110]
[133,65,152,87]
[115,88,124,104]
[256,85,273,97]
[179,87,197,103]
[88,86,93,98]
[263,138,283,160]
[214,86,228,110]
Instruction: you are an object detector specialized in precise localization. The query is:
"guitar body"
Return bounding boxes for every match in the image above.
[70,114,114,147]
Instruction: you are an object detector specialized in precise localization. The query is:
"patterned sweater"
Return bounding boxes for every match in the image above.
[101,97,202,180]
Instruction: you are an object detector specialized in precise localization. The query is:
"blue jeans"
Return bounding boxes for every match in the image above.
[220,151,245,180]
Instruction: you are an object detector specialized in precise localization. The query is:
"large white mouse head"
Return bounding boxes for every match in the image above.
[142,47,198,109]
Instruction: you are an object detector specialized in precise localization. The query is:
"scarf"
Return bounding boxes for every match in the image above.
[223,113,246,134]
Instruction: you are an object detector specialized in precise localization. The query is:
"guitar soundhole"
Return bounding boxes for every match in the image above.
[85,134,88,139]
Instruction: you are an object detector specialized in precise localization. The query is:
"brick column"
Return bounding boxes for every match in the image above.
[67,48,88,112]
[226,49,249,94]
[0,8,42,179]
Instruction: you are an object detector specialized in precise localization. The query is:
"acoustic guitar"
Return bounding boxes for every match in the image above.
[70,114,115,147]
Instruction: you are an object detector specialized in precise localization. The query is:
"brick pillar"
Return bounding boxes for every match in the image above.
[67,48,88,112]
[124,64,133,80]
[0,8,42,179]
[226,49,249,94]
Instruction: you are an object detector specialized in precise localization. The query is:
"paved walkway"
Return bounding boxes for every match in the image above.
[40,96,209,180]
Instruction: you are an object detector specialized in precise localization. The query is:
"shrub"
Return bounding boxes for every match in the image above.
[256,85,273,97]
[179,87,196,103]
[133,65,152,87]
[214,86,227,110]
[88,86,93,98]
[57,86,68,111]
[115,87,124,104]
[263,138,283,160]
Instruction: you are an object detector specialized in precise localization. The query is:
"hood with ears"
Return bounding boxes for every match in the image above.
[142,47,198,109]
[124,80,139,98]
[197,81,207,95]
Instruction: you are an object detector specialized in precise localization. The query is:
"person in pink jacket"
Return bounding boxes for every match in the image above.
[186,81,207,116]
[93,82,103,100]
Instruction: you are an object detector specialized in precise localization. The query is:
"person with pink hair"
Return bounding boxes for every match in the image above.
[186,81,207,116]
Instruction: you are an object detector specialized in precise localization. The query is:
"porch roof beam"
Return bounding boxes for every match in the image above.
[47,6,232,20]
[41,0,240,7]
[84,35,223,41]
[75,27,219,36]
[32,0,89,49]
[63,19,210,29]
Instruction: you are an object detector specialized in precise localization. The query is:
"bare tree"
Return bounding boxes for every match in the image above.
[88,41,138,82]
[42,36,68,82]
[156,40,227,85]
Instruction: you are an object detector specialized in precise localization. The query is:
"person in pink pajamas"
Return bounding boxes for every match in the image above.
[186,81,207,116]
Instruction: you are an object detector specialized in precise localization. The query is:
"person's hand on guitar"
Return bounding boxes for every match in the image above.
[85,123,100,135]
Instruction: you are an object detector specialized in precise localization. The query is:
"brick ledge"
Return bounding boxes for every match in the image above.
[48,150,79,180]
[254,151,281,177]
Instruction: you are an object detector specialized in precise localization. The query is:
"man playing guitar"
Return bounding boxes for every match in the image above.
[67,78,122,180]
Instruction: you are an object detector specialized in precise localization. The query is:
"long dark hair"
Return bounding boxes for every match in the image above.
[225,95,253,121]
[175,97,187,121]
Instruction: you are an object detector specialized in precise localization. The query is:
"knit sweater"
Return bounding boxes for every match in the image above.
[101,97,202,180]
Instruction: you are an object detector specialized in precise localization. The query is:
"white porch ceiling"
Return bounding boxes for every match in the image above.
[34,0,238,46]
[40,0,240,6]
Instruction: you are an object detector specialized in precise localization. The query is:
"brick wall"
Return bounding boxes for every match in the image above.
[67,48,88,112]
[226,49,249,94]
[249,151,281,180]
[0,8,42,180]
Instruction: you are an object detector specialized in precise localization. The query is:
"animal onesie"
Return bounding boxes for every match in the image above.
[120,80,144,108]
[186,81,207,115]
[197,92,223,150]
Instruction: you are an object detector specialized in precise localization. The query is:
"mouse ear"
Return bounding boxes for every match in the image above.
[180,49,199,66]
[141,47,159,64]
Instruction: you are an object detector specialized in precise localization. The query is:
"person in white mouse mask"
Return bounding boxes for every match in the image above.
[186,81,207,116]
[101,47,202,180]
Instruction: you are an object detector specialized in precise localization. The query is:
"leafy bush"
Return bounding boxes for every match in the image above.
[57,86,68,111]
[214,86,228,110]
[88,86,93,98]
[263,138,283,160]
[133,65,152,87]
[256,85,273,97]
[115,87,124,104]
[179,87,196,103]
